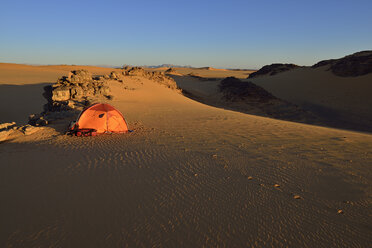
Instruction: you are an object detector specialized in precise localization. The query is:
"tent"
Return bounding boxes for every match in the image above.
[72,103,128,134]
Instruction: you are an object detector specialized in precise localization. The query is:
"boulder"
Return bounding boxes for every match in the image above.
[28,114,48,126]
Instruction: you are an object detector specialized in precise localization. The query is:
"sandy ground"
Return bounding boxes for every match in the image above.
[0,64,371,247]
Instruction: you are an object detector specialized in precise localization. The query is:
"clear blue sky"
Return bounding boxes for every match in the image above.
[1,0,371,69]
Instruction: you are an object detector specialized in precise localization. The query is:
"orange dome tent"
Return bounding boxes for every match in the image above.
[72,103,128,135]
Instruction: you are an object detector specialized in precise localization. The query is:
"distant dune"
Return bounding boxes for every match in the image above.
[197,66,228,71]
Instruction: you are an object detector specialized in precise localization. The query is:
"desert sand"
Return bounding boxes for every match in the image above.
[0,63,371,247]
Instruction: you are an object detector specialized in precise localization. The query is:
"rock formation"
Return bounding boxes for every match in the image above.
[312,50,372,77]
[219,77,315,122]
[44,69,111,112]
[248,64,300,78]
[0,122,44,142]
[219,77,276,102]
[26,70,113,126]
[0,122,16,142]
[45,68,178,112]
[123,67,179,90]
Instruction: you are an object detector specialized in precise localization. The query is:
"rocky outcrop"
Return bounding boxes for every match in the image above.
[25,70,114,126]
[122,67,179,90]
[0,122,44,142]
[44,70,111,112]
[248,64,300,78]
[312,50,372,77]
[219,77,276,102]
[22,125,43,135]
[218,77,314,122]
[46,68,178,109]
[0,122,17,131]
[0,122,16,142]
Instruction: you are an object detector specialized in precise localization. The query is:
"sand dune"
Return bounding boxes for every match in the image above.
[250,66,372,132]
[0,64,371,247]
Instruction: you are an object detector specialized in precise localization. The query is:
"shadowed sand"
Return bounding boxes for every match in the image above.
[0,63,371,247]
[250,67,372,132]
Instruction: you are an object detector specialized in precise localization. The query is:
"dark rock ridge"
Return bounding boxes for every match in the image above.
[248,63,300,78]
[219,77,276,102]
[219,77,316,122]
[312,50,372,77]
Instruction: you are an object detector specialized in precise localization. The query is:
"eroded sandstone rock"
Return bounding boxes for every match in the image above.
[0,122,17,142]
[121,67,179,90]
